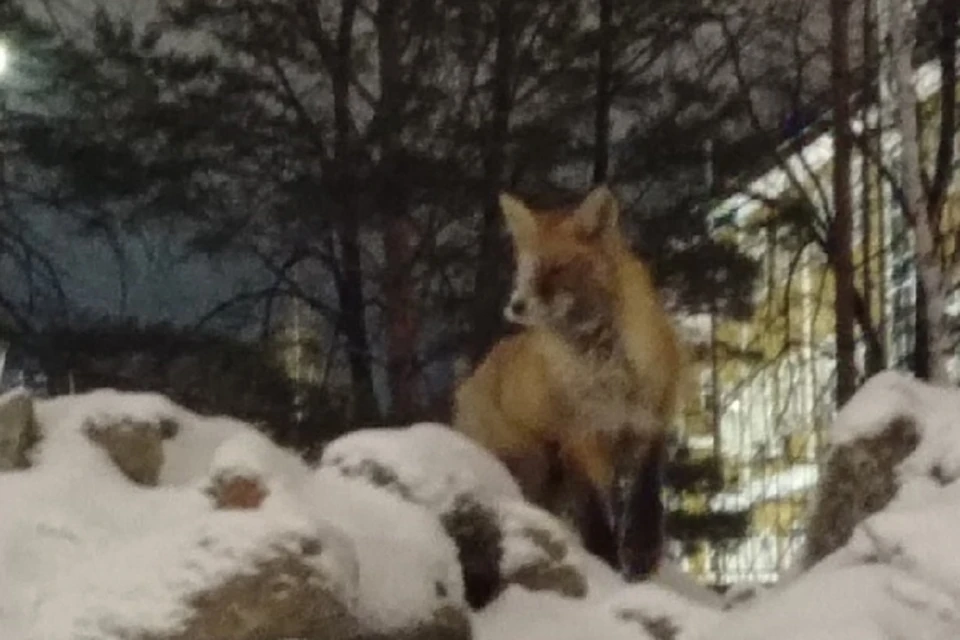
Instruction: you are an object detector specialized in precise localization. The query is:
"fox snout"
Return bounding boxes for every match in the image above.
[504,294,531,324]
[505,253,540,325]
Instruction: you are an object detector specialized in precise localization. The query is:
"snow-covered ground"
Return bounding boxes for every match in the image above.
[0,370,959,639]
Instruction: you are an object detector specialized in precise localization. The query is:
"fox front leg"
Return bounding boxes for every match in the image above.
[613,432,667,581]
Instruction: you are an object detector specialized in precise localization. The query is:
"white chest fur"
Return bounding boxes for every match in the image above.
[542,334,656,436]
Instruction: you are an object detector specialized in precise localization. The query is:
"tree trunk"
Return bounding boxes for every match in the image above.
[382,211,419,420]
[593,0,614,184]
[830,0,858,405]
[470,0,516,363]
[914,277,930,377]
[890,0,950,384]
[377,0,421,420]
[927,0,958,221]
[860,0,886,376]
[332,0,379,422]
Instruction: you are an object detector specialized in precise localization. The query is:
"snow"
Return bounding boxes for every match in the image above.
[845,481,960,604]
[605,582,722,640]
[832,371,960,483]
[6,374,960,639]
[26,506,356,640]
[208,429,313,494]
[497,499,580,575]
[701,371,960,640]
[320,421,523,509]
[474,586,649,640]
[709,563,960,640]
[305,468,465,632]
[651,561,726,609]
[0,389,353,640]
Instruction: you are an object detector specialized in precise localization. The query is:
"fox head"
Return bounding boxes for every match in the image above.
[500,185,624,339]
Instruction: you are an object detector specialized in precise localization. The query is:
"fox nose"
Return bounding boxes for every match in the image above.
[509,299,527,317]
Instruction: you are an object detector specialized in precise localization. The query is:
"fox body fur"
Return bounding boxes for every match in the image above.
[453,186,684,577]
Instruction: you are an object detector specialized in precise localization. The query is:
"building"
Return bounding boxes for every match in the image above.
[676,44,960,587]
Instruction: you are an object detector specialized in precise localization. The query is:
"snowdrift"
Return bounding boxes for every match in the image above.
[0,370,958,639]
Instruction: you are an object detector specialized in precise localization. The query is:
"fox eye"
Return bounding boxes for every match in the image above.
[541,264,563,280]
[537,264,564,298]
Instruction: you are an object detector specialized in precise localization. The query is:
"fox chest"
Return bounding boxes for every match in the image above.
[543,344,651,434]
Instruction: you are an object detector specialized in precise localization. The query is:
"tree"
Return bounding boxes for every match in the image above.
[888,0,957,383]
[34,319,348,448]
[830,0,858,405]
[713,0,897,390]
[593,0,614,184]
[0,4,165,347]
[51,0,763,439]
[858,0,888,378]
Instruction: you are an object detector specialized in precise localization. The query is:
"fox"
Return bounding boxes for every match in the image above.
[453,185,685,579]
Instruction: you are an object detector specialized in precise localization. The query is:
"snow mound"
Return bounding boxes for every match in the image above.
[474,586,649,640]
[1,390,468,638]
[832,370,960,482]
[606,582,722,640]
[306,468,466,632]
[0,389,362,640]
[497,499,581,575]
[705,372,960,639]
[319,422,523,509]
[15,376,960,640]
[27,506,356,640]
[208,428,312,492]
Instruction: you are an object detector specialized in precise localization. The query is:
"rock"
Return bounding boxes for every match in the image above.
[207,473,268,510]
[188,551,354,639]
[332,456,415,502]
[497,501,588,599]
[440,495,504,609]
[321,425,521,612]
[802,416,919,569]
[321,425,588,609]
[84,417,176,486]
[203,433,289,510]
[319,423,523,511]
[152,546,359,640]
[309,469,469,634]
[361,605,472,640]
[27,509,363,640]
[0,388,39,470]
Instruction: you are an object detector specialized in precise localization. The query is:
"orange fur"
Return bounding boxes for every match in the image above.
[454,186,685,536]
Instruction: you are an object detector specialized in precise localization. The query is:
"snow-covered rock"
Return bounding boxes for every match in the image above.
[320,423,596,609]
[440,494,504,608]
[319,421,523,510]
[803,414,919,569]
[0,387,38,470]
[704,371,960,639]
[306,468,469,636]
[496,499,588,599]
[14,372,960,640]
[27,506,360,640]
[83,415,176,486]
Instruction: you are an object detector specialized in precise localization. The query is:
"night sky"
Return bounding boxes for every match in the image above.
[9,0,269,329]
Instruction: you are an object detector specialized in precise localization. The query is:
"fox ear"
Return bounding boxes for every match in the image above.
[573,185,620,241]
[500,192,537,247]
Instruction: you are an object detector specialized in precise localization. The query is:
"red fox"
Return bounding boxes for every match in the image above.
[453,185,685,578]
